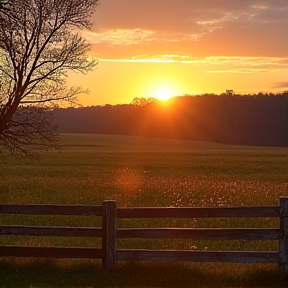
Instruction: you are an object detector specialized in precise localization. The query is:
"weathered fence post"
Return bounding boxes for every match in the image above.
[102,200,117,270]
[279,197,288,274]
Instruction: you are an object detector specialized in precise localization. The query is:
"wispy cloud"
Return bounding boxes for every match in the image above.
[82,29,155,45]
[205,56,288,73]
[101,55,199,64]
[82,28,201,46]
[100,55,288,73]
[91,1,288,49]
[270,81,288,89]
[193,4,273,36]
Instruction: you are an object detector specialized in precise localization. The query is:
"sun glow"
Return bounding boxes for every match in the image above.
[154,88,175,101]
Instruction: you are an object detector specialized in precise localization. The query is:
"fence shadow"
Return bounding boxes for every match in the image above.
[0,259,287,288]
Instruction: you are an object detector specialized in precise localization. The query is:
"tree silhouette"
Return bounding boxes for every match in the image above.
[54,92,288,147]
[0,0,99,157]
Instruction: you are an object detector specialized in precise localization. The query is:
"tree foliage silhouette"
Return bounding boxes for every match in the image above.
[0,0,99,157]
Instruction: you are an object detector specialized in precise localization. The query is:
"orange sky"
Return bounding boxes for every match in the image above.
[68,0,288,106]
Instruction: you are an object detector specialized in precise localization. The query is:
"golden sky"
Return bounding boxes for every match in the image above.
[68,0,288,106]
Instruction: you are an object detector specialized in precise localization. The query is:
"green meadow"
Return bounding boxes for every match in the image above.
[1,133,288,287]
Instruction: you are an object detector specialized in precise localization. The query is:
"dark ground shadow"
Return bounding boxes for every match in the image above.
[0,259,287,288]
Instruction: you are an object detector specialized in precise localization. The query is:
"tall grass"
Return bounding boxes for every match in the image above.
[2,134,288,207]
[1,134,288,287]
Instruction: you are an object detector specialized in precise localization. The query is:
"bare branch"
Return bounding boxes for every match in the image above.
[0,0,99,157]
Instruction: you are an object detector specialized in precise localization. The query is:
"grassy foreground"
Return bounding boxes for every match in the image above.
[1,133,288,287]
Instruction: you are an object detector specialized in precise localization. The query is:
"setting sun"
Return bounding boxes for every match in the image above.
[154,88,175,101]
[63,1,288,106]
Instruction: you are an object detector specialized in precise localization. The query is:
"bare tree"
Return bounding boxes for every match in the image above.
[0,0,99,157]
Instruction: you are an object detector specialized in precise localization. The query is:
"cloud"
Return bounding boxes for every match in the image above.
[101,54,198,63]
[192,3,288,38]
[82,28,203,46]
[82,29,155,45]
[205,56,288,73]
[271,82,288,89]
[88,1,288,60]
[93,0,288,42]
[100,55,288,73]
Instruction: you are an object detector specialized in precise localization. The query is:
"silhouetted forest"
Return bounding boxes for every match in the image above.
[53,92,288,147]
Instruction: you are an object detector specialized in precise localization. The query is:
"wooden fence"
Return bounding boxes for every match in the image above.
[1,198,288,273]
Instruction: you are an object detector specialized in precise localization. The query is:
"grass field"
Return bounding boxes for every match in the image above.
[1,133,288,287]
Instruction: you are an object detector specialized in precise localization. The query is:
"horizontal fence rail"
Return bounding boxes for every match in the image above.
[117,206,281,218]
[117,228,280,240]
[0,246,102,259]
[117,250,279,264]
[0,226,102,237]
[1,198,288,273]
[0,204,102,216]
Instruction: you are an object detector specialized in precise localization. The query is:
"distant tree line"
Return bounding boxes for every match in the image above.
[53,92,288,147]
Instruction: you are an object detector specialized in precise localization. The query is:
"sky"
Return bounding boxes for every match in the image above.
[67,0,288,106]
